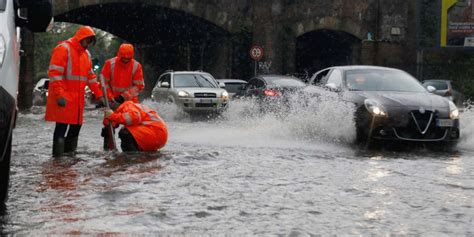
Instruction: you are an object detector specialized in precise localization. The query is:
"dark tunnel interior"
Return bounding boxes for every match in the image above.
[296,29,361,78]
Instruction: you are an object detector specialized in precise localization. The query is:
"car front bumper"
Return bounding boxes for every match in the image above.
[357,109,460,142]
[176,97,228,112]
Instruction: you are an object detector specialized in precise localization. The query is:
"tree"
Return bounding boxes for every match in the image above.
[34,23,122,81]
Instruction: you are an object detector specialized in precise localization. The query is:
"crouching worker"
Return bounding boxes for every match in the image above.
[104,101,168,152]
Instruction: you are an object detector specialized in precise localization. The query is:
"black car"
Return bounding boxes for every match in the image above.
[306,66,460,143]
[236,75,306,112]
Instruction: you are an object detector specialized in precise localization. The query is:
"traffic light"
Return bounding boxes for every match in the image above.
[92,58,100,72]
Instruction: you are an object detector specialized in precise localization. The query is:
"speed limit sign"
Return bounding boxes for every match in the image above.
[250,45,264,61]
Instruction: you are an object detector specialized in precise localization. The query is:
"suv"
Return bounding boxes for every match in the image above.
[151,71,229,113]
[1,0,53,203]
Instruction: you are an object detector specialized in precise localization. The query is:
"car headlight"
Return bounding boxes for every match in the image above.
[221,91,229,100]
[364,99,387,116]
[178,91,190,97]
[448,101,459,119]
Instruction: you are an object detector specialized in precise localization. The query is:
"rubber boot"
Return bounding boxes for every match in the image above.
[52,138,65,157]
[101,127,108,150]
[65,136,79,154]
[103,136,109,150]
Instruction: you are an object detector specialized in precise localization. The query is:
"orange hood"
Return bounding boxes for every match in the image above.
[73,26,96,42]
[117,44,134,60]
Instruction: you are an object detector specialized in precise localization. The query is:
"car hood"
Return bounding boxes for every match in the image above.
[344,91,450,109]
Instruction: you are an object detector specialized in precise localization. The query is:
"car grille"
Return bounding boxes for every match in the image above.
[410,110,433,134]
[394,110,446,140]
[194,93,217,98]
[195,103,216,108]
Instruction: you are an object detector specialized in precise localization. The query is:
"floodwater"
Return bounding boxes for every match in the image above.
[1,98,474,235]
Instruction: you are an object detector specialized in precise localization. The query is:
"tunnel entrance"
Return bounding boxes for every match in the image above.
[296,29,361,79]
[54,3,252,96]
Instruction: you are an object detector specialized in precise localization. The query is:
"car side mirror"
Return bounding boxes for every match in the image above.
[325,83,339,91]
[219,82,226,88]
[161,81,170,88]
[426,85,436,93]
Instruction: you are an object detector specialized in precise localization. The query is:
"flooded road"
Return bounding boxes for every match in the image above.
[1,100,474,235]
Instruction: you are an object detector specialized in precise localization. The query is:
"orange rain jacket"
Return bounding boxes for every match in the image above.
[105,101,168,152]
[100,44,144,103]
[45,26,102,125]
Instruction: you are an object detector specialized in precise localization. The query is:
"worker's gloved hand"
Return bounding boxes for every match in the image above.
[114,95,125,104]
[56,97,66,107]
[104,109,113,119]
[109,100,120,111]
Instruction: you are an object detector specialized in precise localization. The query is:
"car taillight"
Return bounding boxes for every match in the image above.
[263,89,281,97]
[445,90,452,97]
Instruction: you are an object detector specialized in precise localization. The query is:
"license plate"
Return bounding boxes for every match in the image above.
[436,119,454,127]
[200,99,212,103]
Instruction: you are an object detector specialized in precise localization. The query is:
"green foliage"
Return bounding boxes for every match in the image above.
[34,23,122,83]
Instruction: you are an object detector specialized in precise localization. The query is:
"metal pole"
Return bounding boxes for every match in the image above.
[254,61,257,76]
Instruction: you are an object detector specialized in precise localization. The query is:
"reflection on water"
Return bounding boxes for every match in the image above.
[1,98,474,235]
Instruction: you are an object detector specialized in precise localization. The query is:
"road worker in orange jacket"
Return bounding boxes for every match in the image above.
[45,26,104,157]
[104,101,168,152]
[100,43,145,149]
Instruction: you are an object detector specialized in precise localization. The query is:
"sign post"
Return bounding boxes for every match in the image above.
[249,45,264,76]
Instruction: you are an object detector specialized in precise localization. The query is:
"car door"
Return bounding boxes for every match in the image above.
[152,73,171,102]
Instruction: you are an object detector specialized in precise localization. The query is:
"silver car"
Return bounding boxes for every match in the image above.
[151,71,229,113]
[421,79,464,108]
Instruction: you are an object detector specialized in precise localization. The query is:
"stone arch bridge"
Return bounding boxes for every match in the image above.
[52,0,417,90]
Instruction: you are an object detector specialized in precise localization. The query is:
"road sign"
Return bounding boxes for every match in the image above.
[250,45,264,61]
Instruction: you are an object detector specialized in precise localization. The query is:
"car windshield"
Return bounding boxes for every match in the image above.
[173,74,218,88]
[344,69,426,92]
[422,81,448,90]
[267,78,306,87]
[224,83,246,93]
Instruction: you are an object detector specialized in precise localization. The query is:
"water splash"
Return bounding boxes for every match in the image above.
[142,94,356,149]
[458,102,474,151]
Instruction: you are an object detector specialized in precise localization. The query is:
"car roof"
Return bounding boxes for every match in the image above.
[169,71,211,75]
[217,79,247,83]
[36,78,49,84]
[325,65,403,72]
[258,74,300,80]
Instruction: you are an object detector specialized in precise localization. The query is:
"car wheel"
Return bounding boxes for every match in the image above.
[0,136,12,204]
